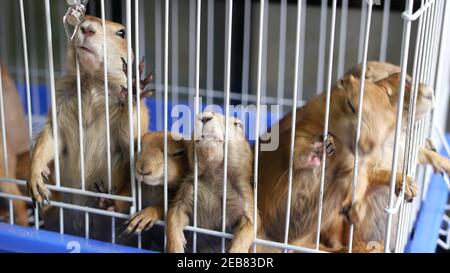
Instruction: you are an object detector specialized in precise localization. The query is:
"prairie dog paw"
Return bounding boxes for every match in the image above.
[167,231,187,253]
[27,171,51,207]
[123,207,160,236]
[295,134,335,169]
[395,176,417,202]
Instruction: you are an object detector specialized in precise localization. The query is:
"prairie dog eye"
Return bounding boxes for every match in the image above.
[172,149,185,157]
[234,121,243,129]
[115,29,126,39]
[347,100,356,114]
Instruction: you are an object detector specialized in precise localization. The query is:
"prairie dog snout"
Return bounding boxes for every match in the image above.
[69,15,129,77]
[135,132,188,187]
[195,112,245,144]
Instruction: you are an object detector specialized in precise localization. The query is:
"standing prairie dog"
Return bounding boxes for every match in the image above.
[258,73,417,251]
[27,16,150,239]
[167,112,256,253]
[122,132,188,235]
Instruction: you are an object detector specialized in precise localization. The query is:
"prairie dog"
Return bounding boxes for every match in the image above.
[0,64,29,226]
[338,61,447,250]
[123,132,188,235]
[27,16,149,239]
[258,73,415,251]
[0,136,28,226]
[167,112,256,253]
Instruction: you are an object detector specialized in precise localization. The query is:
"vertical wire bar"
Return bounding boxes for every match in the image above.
[29,0,40,116]
[44,0,61,187]
[428,2,439,83]
[126,0,137,216]
[188,0,196,100]
[421,1,432,84]
[85,212,89,239]
[58,2,66,75]
[347,0,373,253]
[59,207,64,233]
[276,0,287,110]
[192,0,201,253]
[75,58,85,192]
[34,207,39,229]
[14,1,21,84]
[408,122,421,228]
[394,1,425,250]
[395,201,406,252]
[155,0,163,131]
[433,0,448,93]
[19,0,33,155]
[206,0,215,106]
[221,0,233,253]
[316,0,328,93]
[163,0,170,251]
[135,0,143,249]
[384,0,415,253]
[154,0,164,130]
[426,1,448,174]
[283,0,303,252]
[75,54,88,238]
[297,0,307,103]
[430,1,444,85]
[100,0,114,243]
[252,0,265,253]
[425,2,436,84]
[171,0,179,103]
[8,199,13,224]
[395,2,423,249]
[379,0,391,61]
[0,64,8,177]
[260,0,269,105]
[241,0,251,105]
[315,0,337,250]
[337,0,349,79]
[0,3,6,64]
[357,1,368,63]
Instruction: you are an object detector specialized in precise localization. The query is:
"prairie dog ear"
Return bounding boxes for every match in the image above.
[334,79,345,90]
[375,72,411,97]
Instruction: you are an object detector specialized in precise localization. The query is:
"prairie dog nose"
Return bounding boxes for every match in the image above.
[80,25,96,37]
[199,112,214,124]
[202,116,213,125]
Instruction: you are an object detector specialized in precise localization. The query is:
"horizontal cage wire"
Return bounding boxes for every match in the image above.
[0,0,449,254]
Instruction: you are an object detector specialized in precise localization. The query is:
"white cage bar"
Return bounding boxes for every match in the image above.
[0,0,449,254]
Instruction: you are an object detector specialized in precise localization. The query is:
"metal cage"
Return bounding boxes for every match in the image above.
[0,0,449,253]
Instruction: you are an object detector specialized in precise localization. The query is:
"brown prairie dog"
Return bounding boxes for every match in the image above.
[258,73,414,251]
[167,112,256,253]
[0,135,28,226]
[335,61,448,251]
[0,64,29,226]
[27,16,149,239]
[123,132,188,235]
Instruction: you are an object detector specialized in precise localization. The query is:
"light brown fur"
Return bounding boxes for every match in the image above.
[259,73,414,252]
[330,61,447,251]
[167,112,256,253]
[0,64,29,226]
[27,16,148,239]
[124,132,189,235]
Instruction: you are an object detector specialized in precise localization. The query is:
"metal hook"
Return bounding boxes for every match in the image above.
[63,1,89,42]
